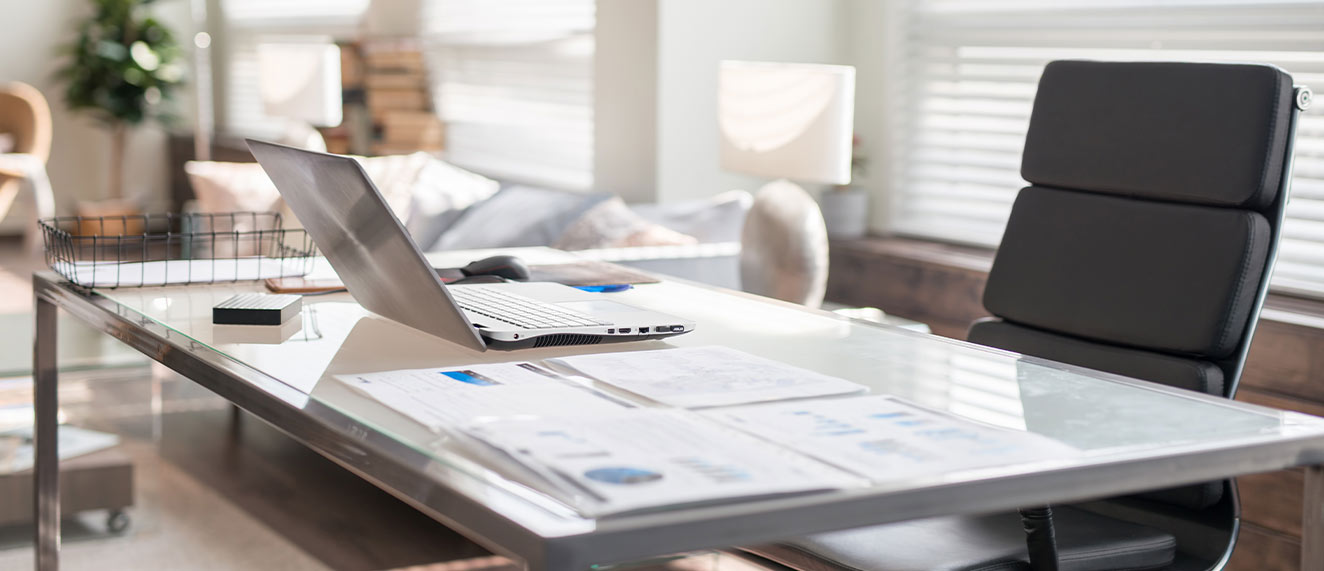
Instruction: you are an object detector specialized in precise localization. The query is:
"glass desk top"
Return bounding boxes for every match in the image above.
[57,248,1324,564]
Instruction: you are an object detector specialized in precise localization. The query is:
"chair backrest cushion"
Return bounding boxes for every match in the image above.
[984,186,1270,359]
[1021,61,1295,210]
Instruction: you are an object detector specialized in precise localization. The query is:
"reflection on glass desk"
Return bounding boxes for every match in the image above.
[30,247,1324,571]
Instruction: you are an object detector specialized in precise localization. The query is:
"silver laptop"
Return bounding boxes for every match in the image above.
[247,139,694,351]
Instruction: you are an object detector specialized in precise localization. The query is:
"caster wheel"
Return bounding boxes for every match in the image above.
[107,509,130,534]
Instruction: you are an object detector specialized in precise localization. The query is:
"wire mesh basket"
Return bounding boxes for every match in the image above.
[40,212,318,288]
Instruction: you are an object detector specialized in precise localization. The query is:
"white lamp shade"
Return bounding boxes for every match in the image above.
[718,61,856,185]
[258,42,344,127]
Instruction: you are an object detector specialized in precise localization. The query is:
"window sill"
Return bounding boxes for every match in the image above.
[827,234,1324,333]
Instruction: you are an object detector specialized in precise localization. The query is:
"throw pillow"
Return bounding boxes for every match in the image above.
[184,153,495,241]
[404,156,501,250]
[629,189,753,243]
[554,197,698,250]
[432,185,613,251]
[184,160,283,215]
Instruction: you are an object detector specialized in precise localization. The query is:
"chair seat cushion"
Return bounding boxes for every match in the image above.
[750,505,1175,571]
[983,186,1270,359]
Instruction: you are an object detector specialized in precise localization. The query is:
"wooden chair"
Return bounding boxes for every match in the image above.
[0,82,54,249]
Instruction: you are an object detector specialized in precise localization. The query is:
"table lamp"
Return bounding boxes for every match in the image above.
[257,41,343,151]
[718,60,855,308]
[718,60,855,187]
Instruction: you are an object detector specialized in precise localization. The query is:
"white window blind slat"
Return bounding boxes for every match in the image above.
[423,0,595,191]
[218,0,369,138]
[221,0,369,30]
[217,0,594,194]
[890,0,1324,293]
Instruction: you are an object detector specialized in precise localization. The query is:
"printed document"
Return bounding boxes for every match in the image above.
[704,395,1078,482]
[548,346,866,408]
[337,362,631,432]
[464,410,854,515]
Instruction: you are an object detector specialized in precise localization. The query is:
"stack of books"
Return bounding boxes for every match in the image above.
[322,41,444,156]
[362,41,444,155]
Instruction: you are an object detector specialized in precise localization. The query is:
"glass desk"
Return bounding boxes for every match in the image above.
[31,251,1324,571]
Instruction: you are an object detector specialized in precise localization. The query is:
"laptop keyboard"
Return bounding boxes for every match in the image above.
[449,286,611,329]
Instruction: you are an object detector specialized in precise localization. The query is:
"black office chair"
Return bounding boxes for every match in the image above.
[743,60,1310,571]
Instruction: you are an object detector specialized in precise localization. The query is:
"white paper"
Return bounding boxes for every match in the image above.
[548,346,867,408]
[704,395,1078,482]
[464,410,852,515]
[337,362,632,432]
[65,258,308,287]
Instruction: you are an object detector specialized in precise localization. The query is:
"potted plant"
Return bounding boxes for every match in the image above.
[56,0,184,235]
[820,134,870,238]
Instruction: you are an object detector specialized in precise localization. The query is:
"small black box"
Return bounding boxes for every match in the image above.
[213,293,302,326]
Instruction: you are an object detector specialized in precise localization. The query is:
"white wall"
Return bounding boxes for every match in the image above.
[0,0,193,233]
[653,0,847,204]
[841,0,901,233]
[594,0,659,203]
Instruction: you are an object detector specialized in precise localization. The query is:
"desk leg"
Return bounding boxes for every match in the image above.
[33,294,59,571]
[1305,465,1324,571]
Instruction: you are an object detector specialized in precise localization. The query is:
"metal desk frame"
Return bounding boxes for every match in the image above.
[31,272,1324,570]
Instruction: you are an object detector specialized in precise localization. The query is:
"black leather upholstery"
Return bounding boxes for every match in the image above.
[983,187,1271,360]
[751,506,1176,571]
[1022,61,1294,210]
[753,60,1301,571]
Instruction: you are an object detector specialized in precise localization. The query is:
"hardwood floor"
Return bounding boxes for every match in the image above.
[157,394,490,570]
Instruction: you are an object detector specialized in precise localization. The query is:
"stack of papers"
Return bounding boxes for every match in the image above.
[704,395,1078,481]
[65,258,308,287]
[465,410,854,515]
[548,346,867,408]
[337,347,1077,516]
[338,362,631,431]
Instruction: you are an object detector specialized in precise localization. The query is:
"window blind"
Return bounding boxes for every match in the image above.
[888,0,1324,294]
[421,0,596,191]
[217,0,368,138]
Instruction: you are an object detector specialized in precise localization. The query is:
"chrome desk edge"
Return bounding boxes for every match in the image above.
[32,271,1324,570]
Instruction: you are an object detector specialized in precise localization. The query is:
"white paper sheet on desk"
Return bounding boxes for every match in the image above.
[463,409,854,515]
[337,362,632,432]
[547,346,867,408]
[66,258,307,287]
[703,395,1079,482]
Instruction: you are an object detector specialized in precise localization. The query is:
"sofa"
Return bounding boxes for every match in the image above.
[173,143,748,290]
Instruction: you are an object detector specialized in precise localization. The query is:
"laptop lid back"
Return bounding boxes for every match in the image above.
[246,139,487,352]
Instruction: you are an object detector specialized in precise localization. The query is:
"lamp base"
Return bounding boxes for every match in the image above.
[820,186,869,239]
[740,179,829,308]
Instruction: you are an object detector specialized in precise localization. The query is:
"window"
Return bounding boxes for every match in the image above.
[217,0,369,138]
[421,0,596,191]
[887,0,1324,294]
[216,0,596,192]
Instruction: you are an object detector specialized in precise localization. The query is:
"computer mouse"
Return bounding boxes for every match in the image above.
[460,255,531,281]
